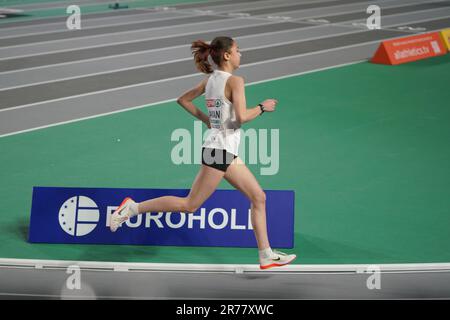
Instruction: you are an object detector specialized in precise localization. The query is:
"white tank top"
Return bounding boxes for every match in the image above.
[202,69,241,156]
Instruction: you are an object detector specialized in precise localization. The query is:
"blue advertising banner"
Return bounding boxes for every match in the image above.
[29,187,295,248]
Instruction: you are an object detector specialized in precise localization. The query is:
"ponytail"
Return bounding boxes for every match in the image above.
[191,40,213,74]
[191,37,235,74]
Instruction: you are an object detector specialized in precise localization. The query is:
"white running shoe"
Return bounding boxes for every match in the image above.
[260,250,297,270]
[110,197,135,232]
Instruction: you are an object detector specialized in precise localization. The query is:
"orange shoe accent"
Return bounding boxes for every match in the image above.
[260,256,297,270]
[113,197,132,218]
[260,263,282,270]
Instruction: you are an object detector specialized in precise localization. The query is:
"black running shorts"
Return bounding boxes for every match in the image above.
[201,147,237,172]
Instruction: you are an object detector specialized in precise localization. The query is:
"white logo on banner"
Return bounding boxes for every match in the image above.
[59,196,100,236]
[106,207,254,230]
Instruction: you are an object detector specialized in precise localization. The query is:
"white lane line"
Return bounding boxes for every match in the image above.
[2,12,445,89]
[0,74,192,114]
[0,56,192,91]
[0,44,191,75]
[318,5,450,25]
[2,0,136,9]
[0,33,393,113]
[1,258,450,272]
[0,16,242,51]
[0,22,336,75]
[0,7,165,31]
[0,21,428,113]
[292,12,450,33]
[255,0,442,20]
[0,0,414,46]
[0,0,413,30]
[0,18,268,59]
[0,0,439,55]
[0,26,362,90]
[0,60,367,138]
[2,9,444,74]
[0,0,306,36]
[0,12,192,40]
[284,2,449,23]
[206,0,406,16]
[0,0,314,40]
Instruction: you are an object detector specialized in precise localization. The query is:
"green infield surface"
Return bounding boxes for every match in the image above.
[1,54,449,265]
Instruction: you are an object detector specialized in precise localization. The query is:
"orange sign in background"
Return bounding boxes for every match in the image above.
[371,32,446,65]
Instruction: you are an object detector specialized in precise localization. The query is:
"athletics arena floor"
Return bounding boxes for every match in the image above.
[0,0,449,299]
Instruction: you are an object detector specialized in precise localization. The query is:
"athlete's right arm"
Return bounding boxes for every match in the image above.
[177,76,210,126]
[230,76,278,124]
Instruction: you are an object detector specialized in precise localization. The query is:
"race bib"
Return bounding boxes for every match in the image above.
[206,98,223,129]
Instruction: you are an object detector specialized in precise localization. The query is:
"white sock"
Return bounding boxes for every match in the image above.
[129,201,139,217]
[259,247,274,260]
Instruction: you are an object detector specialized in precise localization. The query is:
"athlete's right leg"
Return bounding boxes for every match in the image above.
[137,164,225,214]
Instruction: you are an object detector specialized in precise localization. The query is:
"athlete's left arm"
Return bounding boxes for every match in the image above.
[177,77,210,126]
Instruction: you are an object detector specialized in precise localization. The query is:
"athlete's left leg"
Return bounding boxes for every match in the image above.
[224,157,297,269]
[223,157,270,250]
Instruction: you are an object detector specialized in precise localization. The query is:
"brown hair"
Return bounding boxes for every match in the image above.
[191,36,235,74]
